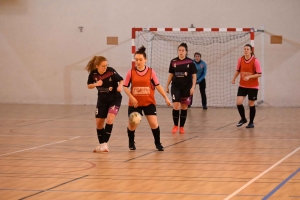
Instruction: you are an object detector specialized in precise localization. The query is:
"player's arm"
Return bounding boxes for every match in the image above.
[156,85,171,106]
[244,59,262,80]
[190,62,197,94]
[165,73,174,93]
[87,74,102,89]
[232,58,241,84]
[231,71,240,84]
[123,70,138,107]
[117,80,123,92]
[123,86,138,108]
[190,73,196,95]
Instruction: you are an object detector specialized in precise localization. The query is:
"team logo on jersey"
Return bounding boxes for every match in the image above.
[109,77,112,82]
[132,87,150,95]
[184,72,188,76]
[173,63,176,68]
[200,64,204,68]
[175,72,185,77]
[187,64,189,68]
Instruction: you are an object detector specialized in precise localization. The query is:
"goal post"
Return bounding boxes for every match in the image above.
[131,27,262,107]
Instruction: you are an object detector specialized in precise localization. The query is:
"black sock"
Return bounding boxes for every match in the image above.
[237,105,246,120]
[249,106,256,124]
[179,109,187,127]
[151,126,160,145]
[96,129,105,144]
[104,124,113,143]
[172,109,180,126]
[127,128,135,143]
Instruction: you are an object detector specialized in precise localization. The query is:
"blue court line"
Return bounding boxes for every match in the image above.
[262,167,300,200]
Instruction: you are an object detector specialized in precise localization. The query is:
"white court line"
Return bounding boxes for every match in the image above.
[224,146,300,200]
[0,136,81,157]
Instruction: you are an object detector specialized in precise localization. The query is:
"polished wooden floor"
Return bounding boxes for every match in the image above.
[0,104,299,200]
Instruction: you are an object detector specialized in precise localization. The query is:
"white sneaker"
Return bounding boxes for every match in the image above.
[102,143,109,152]
[93,144,102,153]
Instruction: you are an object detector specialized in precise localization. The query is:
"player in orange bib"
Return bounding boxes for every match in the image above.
[123,46,171,151]
[231,44,262,128]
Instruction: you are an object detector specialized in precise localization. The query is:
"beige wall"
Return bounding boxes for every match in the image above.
[0,0,299,106]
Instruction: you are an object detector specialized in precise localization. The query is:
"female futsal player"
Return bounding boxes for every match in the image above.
[86,56,123,152]
[123,46,171,151]
[165,43,197,134]
[231,44,262,128]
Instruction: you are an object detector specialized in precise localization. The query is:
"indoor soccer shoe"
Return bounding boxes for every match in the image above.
[236,119,247,127]
[246,123,254,128]
[129,142,136,150]
[179,127,185,134]
[93,145,101,153]
[155,143,164,151]
[93,144,108,153]
[172,126,178,133]
[102,143,109,152]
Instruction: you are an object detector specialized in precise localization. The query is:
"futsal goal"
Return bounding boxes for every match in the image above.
[132,27,263,107]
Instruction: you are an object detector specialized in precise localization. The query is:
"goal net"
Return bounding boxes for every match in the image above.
[132,27,258,107]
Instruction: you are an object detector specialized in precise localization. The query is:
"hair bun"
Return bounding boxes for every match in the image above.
[138,45,146,52]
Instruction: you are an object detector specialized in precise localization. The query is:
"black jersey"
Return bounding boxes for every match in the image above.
[87,67,123,103]
[168,57,197,88]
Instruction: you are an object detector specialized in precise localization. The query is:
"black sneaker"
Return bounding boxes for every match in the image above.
[246,123,254,128]
[203,106,207,109]
[129,142,136,150]
[236,119,247,127]
[155,143,164,151]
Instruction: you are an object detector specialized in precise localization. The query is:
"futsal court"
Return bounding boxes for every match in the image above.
[0,104,299,200]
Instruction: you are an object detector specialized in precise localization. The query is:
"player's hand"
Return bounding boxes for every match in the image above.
[165,87,169,94]
[231,79,235,84]
[117,85,122,92]
[130,96,138,108]
[165,97,171,107]
[190,87,195,95]
[243,76,250,81]
[94,80,103,86]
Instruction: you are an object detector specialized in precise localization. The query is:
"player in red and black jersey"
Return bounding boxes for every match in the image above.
[165,43,197,134]
[86,56,123,152]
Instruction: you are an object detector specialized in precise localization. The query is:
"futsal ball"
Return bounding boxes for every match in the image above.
[129,112,142,125]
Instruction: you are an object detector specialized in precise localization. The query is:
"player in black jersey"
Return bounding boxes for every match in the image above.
[165,43,197,134]
[86,56,123,152]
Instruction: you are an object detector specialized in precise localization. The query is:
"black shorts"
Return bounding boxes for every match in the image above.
[95,97,122,118]
[128,104,157,116]
[171,86,191,104]
[237,87,258,101]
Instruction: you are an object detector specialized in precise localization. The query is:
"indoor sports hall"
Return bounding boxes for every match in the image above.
[1,1,299,200]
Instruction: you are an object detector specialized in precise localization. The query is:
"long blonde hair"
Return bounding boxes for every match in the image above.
[85,56,107,73]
